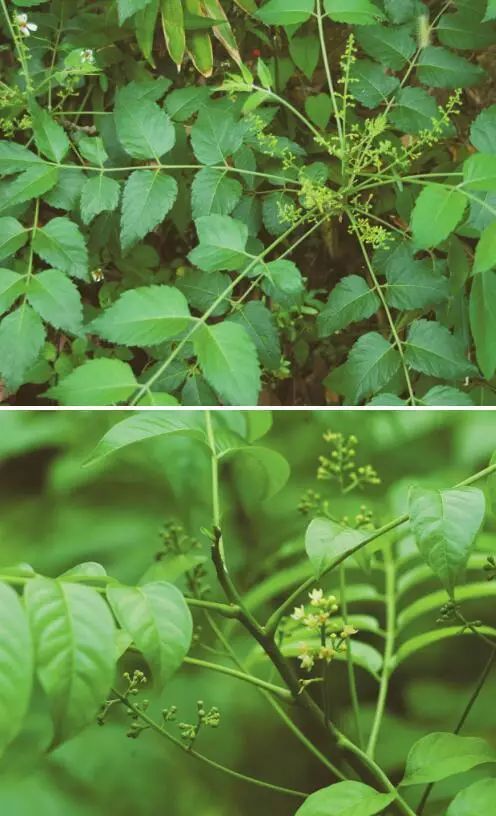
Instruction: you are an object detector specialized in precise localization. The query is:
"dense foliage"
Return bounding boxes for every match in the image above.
[1,1,496,405]
[1,409,496,815]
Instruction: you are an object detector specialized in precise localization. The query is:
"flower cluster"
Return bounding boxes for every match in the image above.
[291,589,358,672]
[317,431,381,491]
[179,700,221,750]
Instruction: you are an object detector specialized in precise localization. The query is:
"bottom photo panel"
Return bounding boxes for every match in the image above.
[1,409,496,816]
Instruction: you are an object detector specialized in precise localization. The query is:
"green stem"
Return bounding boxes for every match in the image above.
[346,208,416,406]
[184,597,240,618]
[315,0,345,157]
[113,689,308,800]
[367,545,395,758]
[183,656,292,702]
[52,160,294,186]
[340,564,363,748]
[266,462,496,634]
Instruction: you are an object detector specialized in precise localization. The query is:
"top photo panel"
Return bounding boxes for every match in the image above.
[1,0,495,407]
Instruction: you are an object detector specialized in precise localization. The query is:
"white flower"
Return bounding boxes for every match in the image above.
[318,645,336,663]
[291,605,306,622]
[298,651,315,672]
[303,613,320,631]
[81,49,95,64]
[309,588,324,607]
[16,13,38,36]
[340,624,358,639]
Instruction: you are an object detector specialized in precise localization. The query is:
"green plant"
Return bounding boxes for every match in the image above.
[1,409,496,815]
[1,0,496,405]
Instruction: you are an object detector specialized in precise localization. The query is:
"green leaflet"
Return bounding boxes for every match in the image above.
[118,0,153,24]
[228,301,281,370]
[190,108,246,166]
[177,268,230,316]
[218,443,290,499]
[447,779,496,816]
[295,782,395,816]
[349,60,399,109]
[469,269,496,379]
[317,275,379,337]
[404,320,477,380]
[193,321,261,405]
[189,214,249,271]
[114,84,175,159]
[0,164,59,212]
[24,577,116,744]
[0,583,33,758]
[420,386,473,407]
[164,86,211,121]
[44,167,86,211]
[389,87,438,134]
[417,46,484,88]
[339,332,401,404]
[78,135,108,166]
[120,170,178,251]
[324,0,385,25]
[33,217,89,280]
[29,101,70,163]
[463,153,496,191]
[401,733,496,786]
[0,217,29,261]
[256,0,314,26]
[86,411,205,465]
[261,259,305,307]
[91,285,191,346]
[384,262,449,310]
[191,167,243,217]
[304,94,332,129]
[0,268,26,314]
[356,24,415,70]
[410,185,467,249]
[0,141,42,175]
[383,0,419,24]
[107,581,192,687]
[26,269,83,335]
[470,104,496,153]
[290,36,320,81]
[80,175,120,225]
[408,486,486,596]
[437,5,496,51]
[486,0,496,20]
[0,305,45,391]
[46,358,138,406]
[305,517,367,577]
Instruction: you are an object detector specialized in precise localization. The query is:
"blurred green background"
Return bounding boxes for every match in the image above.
[0,409,495,816]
